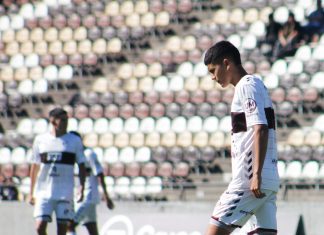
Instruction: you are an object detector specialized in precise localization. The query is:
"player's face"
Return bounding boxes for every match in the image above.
[207,62,230,88]
[51,113,68,132]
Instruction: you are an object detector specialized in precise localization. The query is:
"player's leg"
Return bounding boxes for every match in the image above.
[35,220,48,235]
[85,222,99,235]
[57,222,68,235]
[34,198,54,235]
[248,191,277,235]
[82,204,98,235]
[205,221,231,235]
[56,200,74,235]
[66,220,77,235]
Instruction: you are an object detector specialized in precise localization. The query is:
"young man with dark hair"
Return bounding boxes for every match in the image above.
[67,131,114,235]
[204,41,280,235]
[29,107,86,235]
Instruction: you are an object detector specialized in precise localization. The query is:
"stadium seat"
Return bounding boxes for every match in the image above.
[158,161,173,178]
[130,176,146,196]
[114,176,131,198]
[171,116,187,133]
[177,131,192,147]
[295,45,312,62]
[124,117,139,134]
[312,45,324,61]
[146,176,163,194]
[285,160,302,180]
[0,147,11,164]
[301,160,319,180]
[161,131,176,147]
[103,147,119,164]
[119,147,135,164]
[193,131,209,147]
[33,118,49,135]
[114,132,129,148]
[83,133,98,148]
[310,72,324,89]
[134,147,151,163]
[277,160,286,178]
[187,116,203,133]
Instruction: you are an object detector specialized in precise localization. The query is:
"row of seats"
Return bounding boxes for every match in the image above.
[278,160,324,181]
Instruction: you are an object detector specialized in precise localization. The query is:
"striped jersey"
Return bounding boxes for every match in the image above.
[32,132,85,200]
[229,75,280,192]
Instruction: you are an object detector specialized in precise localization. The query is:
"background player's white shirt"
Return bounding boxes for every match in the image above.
[81,148,103,204]
[32,132,85,200]
[229,75,280,192]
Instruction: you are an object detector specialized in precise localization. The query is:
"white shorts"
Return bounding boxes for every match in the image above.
[34,198,74,223]
[74,202,97,225]
[210,189,277,233]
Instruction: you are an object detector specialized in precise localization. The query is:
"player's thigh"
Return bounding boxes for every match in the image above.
[78,203,97,225]
[55,200,74,223]
[211,190,264,227]
[34,198,55,222]
[85,222,99,235]
[74,202,91,224]
[254,191,277,231]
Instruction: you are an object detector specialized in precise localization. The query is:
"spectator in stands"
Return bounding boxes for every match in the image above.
[204,41,280,235]
[273,12,302,60]
[303,0,324,42]
[259,13,282,57]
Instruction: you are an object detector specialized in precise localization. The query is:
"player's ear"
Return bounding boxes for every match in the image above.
[223,58,230,69]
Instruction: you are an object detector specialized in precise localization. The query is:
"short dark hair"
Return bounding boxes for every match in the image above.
[69,131,81,139]
[204,41,241,66]
[49,108,67,118]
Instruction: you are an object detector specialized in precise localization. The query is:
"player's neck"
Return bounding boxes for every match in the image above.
[51,129,67,137]
[231,66,248,87]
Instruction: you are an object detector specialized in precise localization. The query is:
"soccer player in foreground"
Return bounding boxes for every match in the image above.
[204,41,280,235]
[29,108,86,235]
[67,131,114,235]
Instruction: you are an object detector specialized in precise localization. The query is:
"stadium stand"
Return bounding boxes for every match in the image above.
[0,0,322,202]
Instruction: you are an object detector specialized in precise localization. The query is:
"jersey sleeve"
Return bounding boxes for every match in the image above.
[31,136,41,164]
[75,138,86,164]
[238,82,268,127]
[88,151,103,176]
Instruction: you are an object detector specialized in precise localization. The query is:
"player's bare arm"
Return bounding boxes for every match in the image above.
[98,173,114,210]
[77,163,86,202]
[251,124,269,198]
[29,163,39,205]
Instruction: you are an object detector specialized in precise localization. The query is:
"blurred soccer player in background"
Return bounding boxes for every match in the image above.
[29,108,86,235]
[67,131,114,235]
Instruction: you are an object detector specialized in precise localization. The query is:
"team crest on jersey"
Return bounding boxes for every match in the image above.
[244,98,257,113]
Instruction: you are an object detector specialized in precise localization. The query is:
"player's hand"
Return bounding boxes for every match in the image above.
[107,197,114,210]
[250,174,265,199]
[76,187,84,203]
[28,194,35,205]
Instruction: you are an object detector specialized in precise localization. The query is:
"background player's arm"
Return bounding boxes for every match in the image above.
[97,172,114,209]
[77,163,86,202]
[251,124,269,198]
[28,163,39,205]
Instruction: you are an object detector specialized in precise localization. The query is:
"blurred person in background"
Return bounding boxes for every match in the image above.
[273,12,302,60]
[303,0,324,42]
[29,108,86,235]
[67,131,114,235]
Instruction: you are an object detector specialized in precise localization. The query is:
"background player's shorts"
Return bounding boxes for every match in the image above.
[74,202,97,225]
[34,198,74,223]
[210,189,277,233]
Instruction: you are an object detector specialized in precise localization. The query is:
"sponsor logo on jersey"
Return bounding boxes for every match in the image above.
[244,98,257,114]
